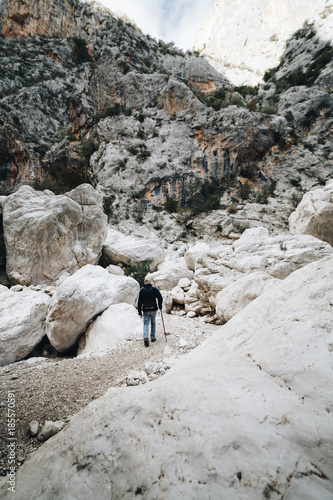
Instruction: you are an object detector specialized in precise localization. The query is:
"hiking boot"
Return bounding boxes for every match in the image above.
[144,338,149,347]
[151,338,156,342]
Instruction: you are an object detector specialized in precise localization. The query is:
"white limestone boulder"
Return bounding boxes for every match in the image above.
[102,228,165,271]
[5,257,333,499]
[195,228,333,309]
[178,277,191,289]
[0,285,49,366]
[1,184,107,286]
[289,180,333,246]
[215,271,280,323]
[106,264,124,276]
[184,241,210,270]
[77,303,142,357]
[146,258,194,290]
[46,265,139,352]
[170,285,185,305]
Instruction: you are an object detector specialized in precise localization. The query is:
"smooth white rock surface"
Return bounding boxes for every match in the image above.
[0,285,49,366]
[4,256,333,499]
[106,264,125,276]
[77,303,142,357]
[184,241,210,270]
[146,258,194,290]
[170,285,185,305]
[289,180,333,246]
[215,270,280,323]
[102,228,165,271]
[46,265,139,352]
[1,184,107,286]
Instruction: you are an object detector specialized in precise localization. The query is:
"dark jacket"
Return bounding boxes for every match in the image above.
[138,283,163,315]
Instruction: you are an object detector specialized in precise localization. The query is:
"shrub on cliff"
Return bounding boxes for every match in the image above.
[72,37,93,64]
[125,259,152,287]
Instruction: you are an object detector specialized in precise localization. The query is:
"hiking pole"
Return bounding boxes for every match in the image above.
[160,309,167,342]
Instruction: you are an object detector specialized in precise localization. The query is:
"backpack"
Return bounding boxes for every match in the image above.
[142,288,157,311]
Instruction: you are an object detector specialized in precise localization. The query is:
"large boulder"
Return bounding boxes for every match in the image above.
[289,180,333,246]
[215,271,280,323]
[102,229,165,271]
[77,303,142,357]
[0,286,49,366]
[184,241,210,270]
[146,258,194,290]
[1,184,107,286]
[46,265,139,352]
[4,257,333,499]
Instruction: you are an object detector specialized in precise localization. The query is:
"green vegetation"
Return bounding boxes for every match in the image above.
[239,163,259,180]
[72,37,93,64]
[137,129,145,139]
[187,180,224,215]
[136,149,151,161]
[164,197,179,213]
[103,195,115,221]
[32,179,71,194]
[101,103,132,118]
[81,140,98,169]
[237,180,252,200]
[127,145,139,155]
[264,44,333,90]
[124,259,152,287]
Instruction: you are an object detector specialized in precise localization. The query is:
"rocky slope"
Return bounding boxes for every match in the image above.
[1,256,332,498]
[195,0,333,85]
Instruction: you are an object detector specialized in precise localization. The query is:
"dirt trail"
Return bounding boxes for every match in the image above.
[0,314,219,475]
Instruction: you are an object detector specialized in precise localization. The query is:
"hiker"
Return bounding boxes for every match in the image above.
[138,279,163,347]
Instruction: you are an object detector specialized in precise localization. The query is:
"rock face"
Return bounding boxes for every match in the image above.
[102,229,165,271]
[1,184,107,286]
[215,271,280,323]
[289,180,333,246]
[77,303,142,357]
[4,256,332,499]
[195,0,333,85]
[0,0,97,39]
[0,0,331,234]
[0,285,49,366]
[46,264,139,352]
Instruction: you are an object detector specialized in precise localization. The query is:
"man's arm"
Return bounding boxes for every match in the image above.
[154,288,163,309]
[138,290,143,315]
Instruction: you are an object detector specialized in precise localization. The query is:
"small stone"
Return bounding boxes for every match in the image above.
[178,278,191,289]
[29,421,39,437]
[10,285,24,292]
[37,420,65,442]
[187,311,196,318]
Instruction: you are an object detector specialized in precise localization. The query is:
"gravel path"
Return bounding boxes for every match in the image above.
[0,314,220,475]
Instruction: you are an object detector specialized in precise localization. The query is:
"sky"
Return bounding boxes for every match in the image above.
[97,0,212,50]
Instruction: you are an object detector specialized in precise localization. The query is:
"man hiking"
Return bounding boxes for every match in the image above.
[138,279,163,347]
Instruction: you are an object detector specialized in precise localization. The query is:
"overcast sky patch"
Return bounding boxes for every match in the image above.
[97,0,212,49]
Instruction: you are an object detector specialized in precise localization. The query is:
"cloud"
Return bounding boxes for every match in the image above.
[97,0,212,49]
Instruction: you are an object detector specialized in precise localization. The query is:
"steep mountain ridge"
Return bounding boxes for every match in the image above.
[0,0,332,242]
